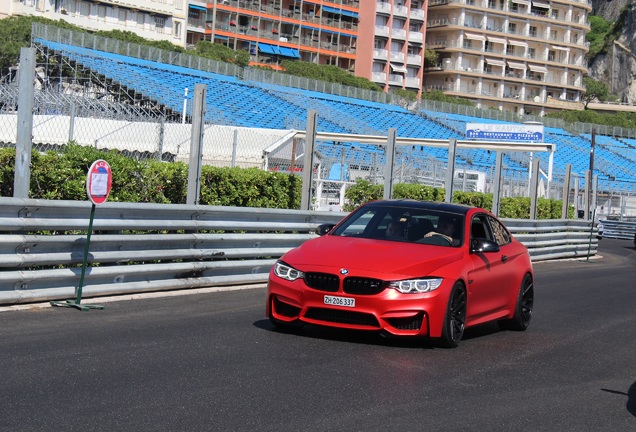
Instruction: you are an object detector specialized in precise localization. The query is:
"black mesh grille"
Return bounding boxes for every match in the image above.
[304,273,339,292]
[273,297,301,318]
[305,308,379,327]
[386,313,424,331]
[344,277,385,295]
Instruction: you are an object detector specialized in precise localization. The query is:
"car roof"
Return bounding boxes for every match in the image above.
[362,199,476,215]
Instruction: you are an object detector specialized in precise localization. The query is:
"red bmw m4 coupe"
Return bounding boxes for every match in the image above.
[266,200,534,348]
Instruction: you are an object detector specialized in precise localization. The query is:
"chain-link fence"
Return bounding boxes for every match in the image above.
[2,23,634,215]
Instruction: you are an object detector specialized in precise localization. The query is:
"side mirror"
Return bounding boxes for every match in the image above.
[316,223,335,236]
[470,238,500,254]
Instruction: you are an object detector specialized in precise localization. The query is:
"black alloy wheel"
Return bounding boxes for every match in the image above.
[438,281,467,348]
[501,274,534,331]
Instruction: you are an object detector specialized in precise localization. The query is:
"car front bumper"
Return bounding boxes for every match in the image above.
[267,276,451,338]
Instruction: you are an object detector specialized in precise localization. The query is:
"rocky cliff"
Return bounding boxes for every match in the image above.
[588,1,636,103]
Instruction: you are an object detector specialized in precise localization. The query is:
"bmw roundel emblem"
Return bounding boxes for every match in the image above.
[340,269,349,275]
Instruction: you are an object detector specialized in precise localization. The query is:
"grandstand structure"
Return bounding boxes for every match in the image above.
[3,23,636,212]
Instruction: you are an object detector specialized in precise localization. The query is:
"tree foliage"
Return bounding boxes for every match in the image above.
[420,90,475,107]
[424,49,439,68]
[195,40,250,68]
[544,108,636,129]
[581,76,614,108]
[280,60,382,91]
[586,15,612,60]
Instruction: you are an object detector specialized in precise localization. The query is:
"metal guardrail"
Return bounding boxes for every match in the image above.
[0,198,344,305]
[502,218,598,261]
[0,199,598,305]
[598,220,636,241]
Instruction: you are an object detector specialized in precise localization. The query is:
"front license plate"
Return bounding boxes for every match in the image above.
[324,295,355,308]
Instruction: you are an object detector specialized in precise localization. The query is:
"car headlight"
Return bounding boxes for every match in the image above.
[273,261,304,281]
[388,278,443,294]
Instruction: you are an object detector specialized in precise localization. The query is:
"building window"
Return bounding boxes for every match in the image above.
[137,13,145,27]
[173,21,182,38]
[155,17,166,28]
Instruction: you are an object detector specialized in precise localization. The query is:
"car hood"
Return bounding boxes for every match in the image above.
[282,235,464,278]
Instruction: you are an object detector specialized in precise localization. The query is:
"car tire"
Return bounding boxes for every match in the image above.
[500,274,534,331]
[437,281,467,348]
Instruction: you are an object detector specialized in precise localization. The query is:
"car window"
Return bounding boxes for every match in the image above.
[337,210,377,236]
[487,216,511,246]
[332,205,463,246]
[471,215,494,242]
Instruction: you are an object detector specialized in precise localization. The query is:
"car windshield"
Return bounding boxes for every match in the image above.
[330,204,465,247]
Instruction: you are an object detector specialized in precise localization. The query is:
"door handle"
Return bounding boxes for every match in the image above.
[501,255,508,262]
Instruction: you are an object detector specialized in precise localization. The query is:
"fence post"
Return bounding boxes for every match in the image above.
[68,102,76,142]
[562,164,572,219]
[231,129,238,168]
[492,151,504,216]
[529,158,541,219]
[444,139,457,202]
[301,110,318,211]
[14,48,36,199]
[186,84,206,205]
[157,116,165,160]
[383,128,397,199]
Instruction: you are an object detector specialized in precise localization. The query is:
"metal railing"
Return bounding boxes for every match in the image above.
[0,198,598,305]
[599,220,636,241]
[29,23,636,139]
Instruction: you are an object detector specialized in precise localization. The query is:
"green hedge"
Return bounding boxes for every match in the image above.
[345,178,574,219]
[0,145,301,208]
[0,146,573,218]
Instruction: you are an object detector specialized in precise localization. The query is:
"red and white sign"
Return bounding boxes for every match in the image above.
[86,159,112,205]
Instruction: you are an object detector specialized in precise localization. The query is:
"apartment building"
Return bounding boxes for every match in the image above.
[424,0,592,115]
[356,0,427,96]
[186,0,359,72]
[1,0,187,46]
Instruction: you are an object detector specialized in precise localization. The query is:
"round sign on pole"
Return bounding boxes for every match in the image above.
[86,159,112,205]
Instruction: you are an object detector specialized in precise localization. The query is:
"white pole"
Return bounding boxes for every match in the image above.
[182,87,188,124]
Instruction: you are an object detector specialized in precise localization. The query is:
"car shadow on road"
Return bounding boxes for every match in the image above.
[601,381,636,417]
[254,318,505,349]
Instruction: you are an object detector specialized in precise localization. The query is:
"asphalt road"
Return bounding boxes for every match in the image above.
[1,239,635,432]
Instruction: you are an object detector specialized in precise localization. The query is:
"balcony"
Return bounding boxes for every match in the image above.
[389,51,405,63]
[388,74,404,85]
[405,77,421,88]
[408,31,424,44]
[94,0,174,16]
[376,1,391,14]
[393,5,408,17]
[372,71,387,82]
[375,25,390,38]
[391,28,407,40]
[407,54,422,65]
[410,9,425,21]
[373,48,389,60]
